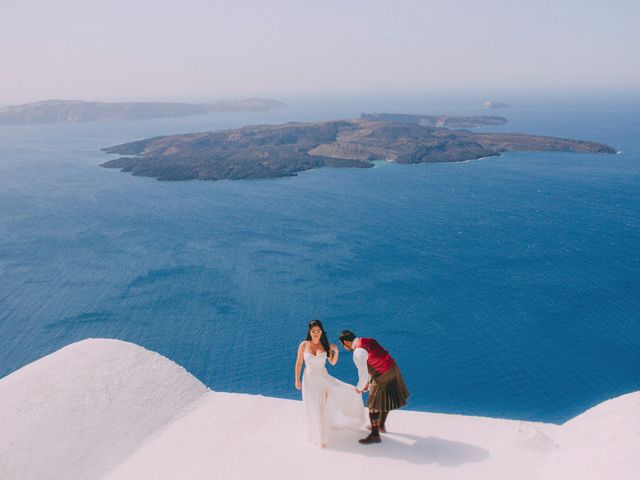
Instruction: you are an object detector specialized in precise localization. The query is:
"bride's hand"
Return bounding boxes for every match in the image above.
[295,379,302,390]
[328,344,339,366]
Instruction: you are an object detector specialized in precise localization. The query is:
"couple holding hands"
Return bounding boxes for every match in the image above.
[294,320,409,447]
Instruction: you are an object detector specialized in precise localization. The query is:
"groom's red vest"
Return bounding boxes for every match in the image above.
[355,338,394,376]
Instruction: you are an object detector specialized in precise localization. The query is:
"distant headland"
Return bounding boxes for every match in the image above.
[0,98,286,125]
[101,113,616,181]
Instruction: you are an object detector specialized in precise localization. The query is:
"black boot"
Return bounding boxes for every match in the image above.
[359,433,382,444]
[359,412,382,444]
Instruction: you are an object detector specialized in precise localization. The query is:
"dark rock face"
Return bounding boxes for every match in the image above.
[101,116,616,181]
[0,98,285,125]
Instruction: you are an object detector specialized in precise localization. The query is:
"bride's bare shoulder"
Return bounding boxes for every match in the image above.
[298,340,309,351]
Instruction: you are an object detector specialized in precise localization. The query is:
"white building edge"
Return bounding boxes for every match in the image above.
[0,338,637,480]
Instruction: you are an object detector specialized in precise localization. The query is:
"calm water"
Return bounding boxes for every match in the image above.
[1,96,639,423]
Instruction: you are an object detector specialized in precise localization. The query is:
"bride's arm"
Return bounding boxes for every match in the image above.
[327,343,339,366]
[294,341,306,390]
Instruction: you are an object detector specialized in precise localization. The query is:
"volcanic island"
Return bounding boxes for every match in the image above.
[100,113,616,181]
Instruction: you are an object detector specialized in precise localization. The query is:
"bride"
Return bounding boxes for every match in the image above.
[294,319,365,447]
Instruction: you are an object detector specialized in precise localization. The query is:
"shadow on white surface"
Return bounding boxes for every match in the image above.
[327,429,490,466]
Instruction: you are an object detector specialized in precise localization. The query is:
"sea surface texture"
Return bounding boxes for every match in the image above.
[1,96,638,422]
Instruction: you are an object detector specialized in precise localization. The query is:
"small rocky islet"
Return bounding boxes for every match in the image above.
[101,113,616,181]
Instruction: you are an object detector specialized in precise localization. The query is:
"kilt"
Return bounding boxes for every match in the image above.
[367,362,409,412]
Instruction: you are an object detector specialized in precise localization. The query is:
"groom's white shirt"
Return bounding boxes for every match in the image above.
[352,338,370,391]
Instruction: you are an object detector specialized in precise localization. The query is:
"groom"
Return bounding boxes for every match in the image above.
[339,330,410,444]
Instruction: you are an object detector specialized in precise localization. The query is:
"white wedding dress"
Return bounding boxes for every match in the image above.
[302,351,366,445]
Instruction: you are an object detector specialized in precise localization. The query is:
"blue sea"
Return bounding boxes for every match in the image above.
[1,95,639,423]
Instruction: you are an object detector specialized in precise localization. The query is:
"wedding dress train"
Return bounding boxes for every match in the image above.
[302,351,365,445]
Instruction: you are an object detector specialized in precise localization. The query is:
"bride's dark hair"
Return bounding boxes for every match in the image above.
[306,319,331,357]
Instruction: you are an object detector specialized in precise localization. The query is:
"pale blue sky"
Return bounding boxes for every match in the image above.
[1,0,639,103]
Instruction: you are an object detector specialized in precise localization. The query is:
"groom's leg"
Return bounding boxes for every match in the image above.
[380,410,388,431]
[359,410,382,444]
[369,410,381,435]
[366,410,388,433]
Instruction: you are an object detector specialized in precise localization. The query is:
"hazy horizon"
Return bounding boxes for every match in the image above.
[2,0,640,105]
